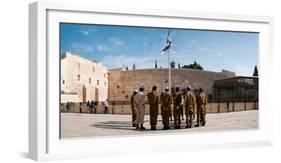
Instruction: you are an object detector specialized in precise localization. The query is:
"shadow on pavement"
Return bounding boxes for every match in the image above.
[91,121,136,130]
[91,120,196,131]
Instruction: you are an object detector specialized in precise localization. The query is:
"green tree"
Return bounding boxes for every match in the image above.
[182,61,203,70]
[155,60,158,68]
[170,60,176,68]
[253,65,258,76]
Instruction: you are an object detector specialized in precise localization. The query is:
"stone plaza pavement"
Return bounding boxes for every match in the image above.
[61,110,258,139]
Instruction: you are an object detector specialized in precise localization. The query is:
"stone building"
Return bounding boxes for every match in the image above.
[61,52,108,103]
[213,76,259,101]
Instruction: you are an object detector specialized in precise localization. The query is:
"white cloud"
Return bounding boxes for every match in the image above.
[96,44,111,52]
[101,54,165,69]
[199,47,223,57]
[109,37,124,46]
[71,42,94,52]
[76,27,96,36]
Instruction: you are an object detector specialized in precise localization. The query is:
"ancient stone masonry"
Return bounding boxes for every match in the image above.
[60,53,260,115]
[108,68,235,103]
[61,52,108,103]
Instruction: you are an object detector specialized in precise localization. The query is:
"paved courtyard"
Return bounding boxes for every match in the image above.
[61,110,258,139]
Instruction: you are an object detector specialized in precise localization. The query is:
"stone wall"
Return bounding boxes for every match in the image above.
[61,101,258,114]
[108,68,235,102]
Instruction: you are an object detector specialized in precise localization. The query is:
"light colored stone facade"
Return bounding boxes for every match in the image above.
[61,52,108,103]
[60,53,236,105]
[108,68,235,102]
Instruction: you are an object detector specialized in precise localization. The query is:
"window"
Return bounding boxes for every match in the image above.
[89,78,91,84]
[93,67,95,72]
[77,74,80,81]
[62,80,65,84]
[104,73,106,77]
[104,82,106,86]
[97,80,99,85]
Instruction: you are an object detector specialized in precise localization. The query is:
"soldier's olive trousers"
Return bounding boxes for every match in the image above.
[197,105,206,125]
[180,106,184,120]
[135,107,145,125]
[131,107,137,124]
[149,105,159,128]
[173,106,181,127]
[185,106,194,127]
[161,107,170,128]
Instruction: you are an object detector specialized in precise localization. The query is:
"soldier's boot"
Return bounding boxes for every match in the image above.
[132,123,136,127]
[195,124,200,127]
[151,126,156,130]
[140,125,146,130]
[202,121,206,126]
[136,125,139,130]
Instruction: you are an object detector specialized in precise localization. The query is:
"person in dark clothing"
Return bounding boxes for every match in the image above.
[87,100,91,113]
[79,102,83,113]
[66,102,72,113]
[90,100,95,114]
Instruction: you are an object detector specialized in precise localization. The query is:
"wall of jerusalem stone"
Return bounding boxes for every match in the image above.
[108,68,235,102]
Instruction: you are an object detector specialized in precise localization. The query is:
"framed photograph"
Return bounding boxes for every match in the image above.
[29,1,273,161]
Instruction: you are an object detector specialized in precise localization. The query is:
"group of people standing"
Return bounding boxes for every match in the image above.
[86,99,109,114]
[131,85,208,130]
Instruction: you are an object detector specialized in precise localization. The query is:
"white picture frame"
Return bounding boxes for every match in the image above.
[29,1,274,161]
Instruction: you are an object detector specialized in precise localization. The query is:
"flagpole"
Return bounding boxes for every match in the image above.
[168,50,171,93]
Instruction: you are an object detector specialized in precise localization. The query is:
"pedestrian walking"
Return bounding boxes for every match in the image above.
[104,99,109,114]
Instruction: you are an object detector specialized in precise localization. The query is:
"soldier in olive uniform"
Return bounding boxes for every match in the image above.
[184,87,195,128]
[160,87,172,130]
[173,87,182,129]
[130,90,138,127]
[147,86,159,130]
[195,88,208,127]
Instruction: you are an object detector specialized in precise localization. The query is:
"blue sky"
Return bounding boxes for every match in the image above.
[60,23,259,76]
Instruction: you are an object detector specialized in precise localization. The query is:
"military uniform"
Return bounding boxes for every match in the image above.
[130,94,137,126]
[185,91,195,128]
[147,91,159,129]
[196,92,207,126]
[173,92,182,128]
[134,91,146,128]
[160,92,172,129]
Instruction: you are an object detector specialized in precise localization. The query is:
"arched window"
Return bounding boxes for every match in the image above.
[89,78,91,84]
[77,74,80,81]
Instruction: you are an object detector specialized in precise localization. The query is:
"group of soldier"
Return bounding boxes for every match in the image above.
[131,85,208,130]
